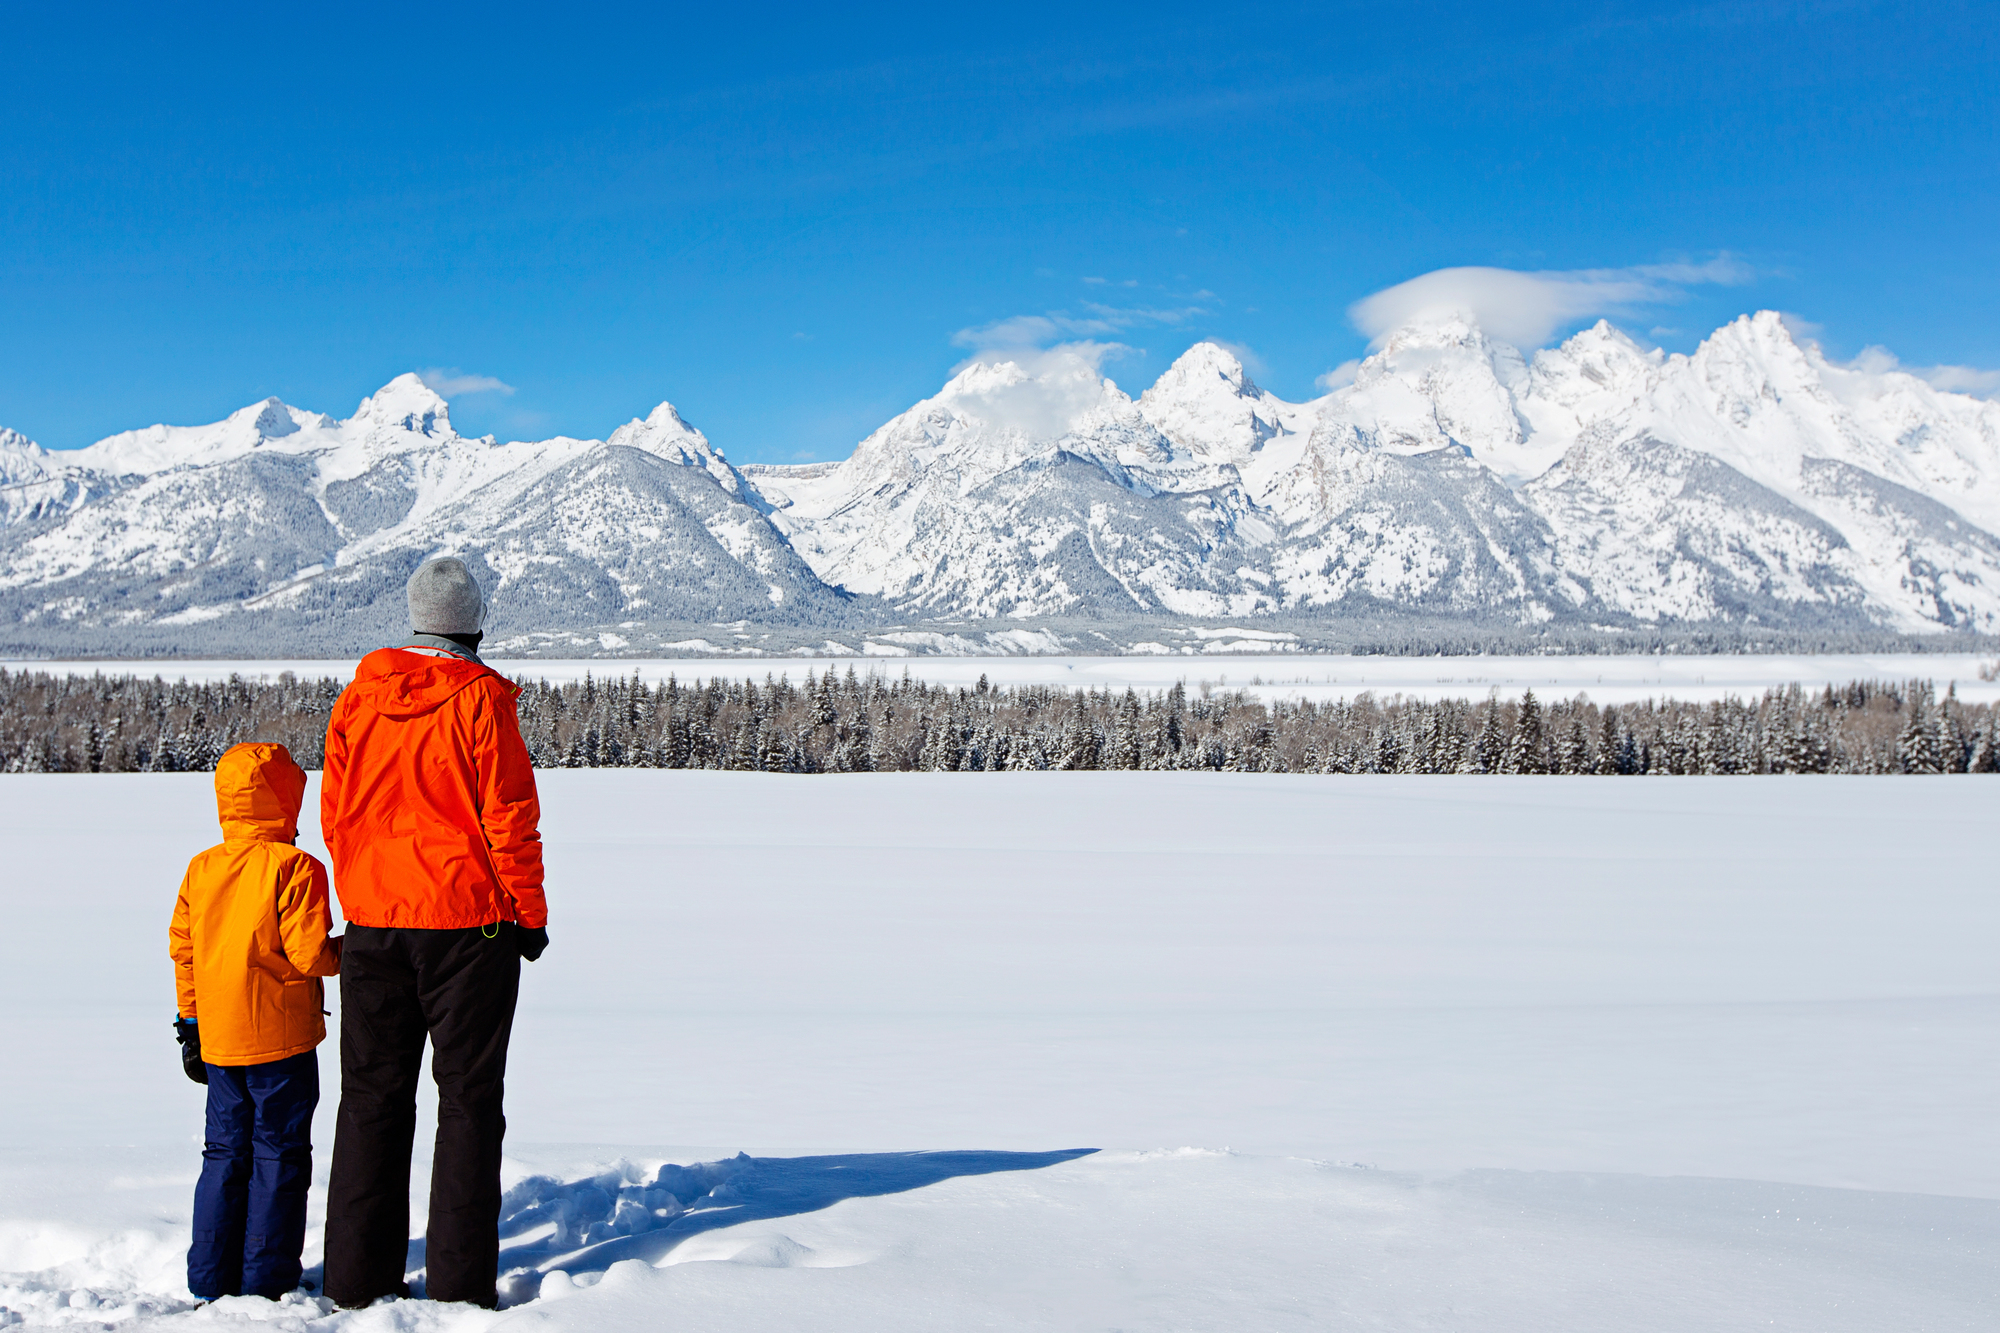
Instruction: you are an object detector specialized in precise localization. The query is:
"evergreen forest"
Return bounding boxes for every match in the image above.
[1,666,1996,776]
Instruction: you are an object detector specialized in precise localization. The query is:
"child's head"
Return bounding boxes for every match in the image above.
[215,742,307,842]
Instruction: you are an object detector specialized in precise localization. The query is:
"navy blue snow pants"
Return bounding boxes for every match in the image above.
[189,1050,320,1300]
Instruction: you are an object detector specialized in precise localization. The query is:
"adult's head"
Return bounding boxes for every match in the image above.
[407,557,485,636]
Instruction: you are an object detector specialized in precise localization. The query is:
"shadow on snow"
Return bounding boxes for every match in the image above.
[305,1148,1095,1296]
[491,1148,1097,1275]
[301,1148,1093,1298]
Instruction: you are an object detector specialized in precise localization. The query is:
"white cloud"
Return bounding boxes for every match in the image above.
[953,314,1109,348]
[1777,312,1826,345]
[1348,258,1753,350]
[1843,345,2000,398]
[944,342,1129,439]
[1923,365,2000,395]
[952,302,1206,352]
[1315,359,1361,392]
[420,368,516,397]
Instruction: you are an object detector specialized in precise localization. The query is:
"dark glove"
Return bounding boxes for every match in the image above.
[517,925,549,963]
[173,1017,207,1085]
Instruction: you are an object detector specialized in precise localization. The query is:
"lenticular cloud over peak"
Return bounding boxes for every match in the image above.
[1349,259,1753,350]
[940,342,1126,439]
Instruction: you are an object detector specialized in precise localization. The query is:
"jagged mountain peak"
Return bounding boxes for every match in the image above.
[1319,315,1532,470]
[1371,309,1496,354]
[641,399,695,433]
[1672,311,1862,429]
[1138,342,1264,418]
[1357,311,1529,385]
[1554,318,1658,363]
[607,401,744,495]
[1688,310,1813,377]
[1662,312,1850,460]
[1521,321,1661,424]
[1150,340,1258,396]
[0,427,58,486]
[0,426,47,457]
[609,400,704,447]
[1139,341,1308,465]
[940,355,1037,396]
[351,373,454,439]
[247,397,293,433]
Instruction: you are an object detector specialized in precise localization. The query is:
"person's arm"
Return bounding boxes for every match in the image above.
[169,867,207,1082]
[320,696,350,866]
[277,853,342,977]
[168,867,197,1019]
[474,681,547,930]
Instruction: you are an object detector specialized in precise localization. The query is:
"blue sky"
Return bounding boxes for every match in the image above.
[3,1,1994,461]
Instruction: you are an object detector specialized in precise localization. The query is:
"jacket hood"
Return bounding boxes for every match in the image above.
[348,647,509,720]
[214,742,306,842]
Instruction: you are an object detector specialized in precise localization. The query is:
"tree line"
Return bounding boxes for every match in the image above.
[2,665,1996,775]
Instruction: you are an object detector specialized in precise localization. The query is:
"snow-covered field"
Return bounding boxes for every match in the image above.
[2,772,1996,1330]
[6,651,1999,706]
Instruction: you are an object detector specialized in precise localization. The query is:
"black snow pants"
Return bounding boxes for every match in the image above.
[323,923,521,1309]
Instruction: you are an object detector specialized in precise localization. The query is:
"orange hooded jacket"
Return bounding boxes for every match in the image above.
[321,647,547,931]
[169,742,342,1066]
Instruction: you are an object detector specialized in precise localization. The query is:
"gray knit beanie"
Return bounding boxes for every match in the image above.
[407,557,486,635]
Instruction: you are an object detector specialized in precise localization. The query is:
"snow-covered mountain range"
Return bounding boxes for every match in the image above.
[748,312,2000,637]
[0,377,852,655]
[3,311,1998,655]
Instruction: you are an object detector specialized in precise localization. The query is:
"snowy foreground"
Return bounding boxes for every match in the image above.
[1,772,1996,1330]
[6,650,2000,706]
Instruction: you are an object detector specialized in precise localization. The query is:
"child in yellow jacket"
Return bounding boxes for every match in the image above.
[168,742,342,1301]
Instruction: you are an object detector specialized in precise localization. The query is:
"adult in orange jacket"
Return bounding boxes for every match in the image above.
[169,741,342,1300]
[320,557,548,1310]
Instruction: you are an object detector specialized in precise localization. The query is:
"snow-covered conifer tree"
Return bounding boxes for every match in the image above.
[1501,691,1546,775]
[1969,715,2000,773]
[1470,696,1503,773]
[1897,681,1943,774]
[1555,717,1588,774]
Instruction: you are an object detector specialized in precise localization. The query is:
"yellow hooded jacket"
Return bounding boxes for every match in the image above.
[168,742,342,1065]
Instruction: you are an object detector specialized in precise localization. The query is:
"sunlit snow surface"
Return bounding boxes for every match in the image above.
[1,773,1995,1330]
